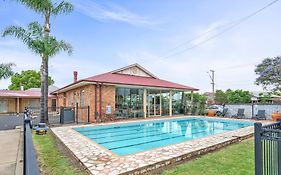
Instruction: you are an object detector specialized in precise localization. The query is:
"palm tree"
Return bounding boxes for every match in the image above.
[3,0,73,122]
[2,22,72,122]
[0,63,15,80]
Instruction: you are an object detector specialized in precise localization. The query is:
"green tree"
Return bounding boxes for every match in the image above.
[255,56,281,92]
[214,90,228,104]
[8,70,54,90]
[0,63,15,80]
[186,93,207,115]
[227,89,251,104]
[258,92,272,104]
[2,0,73,123]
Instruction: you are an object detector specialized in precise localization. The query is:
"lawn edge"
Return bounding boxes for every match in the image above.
[145,134,254,175]
[32,129,89,175]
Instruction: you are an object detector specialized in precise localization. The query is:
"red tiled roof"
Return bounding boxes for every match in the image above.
[0,90,55,98]
[83,73,198,91]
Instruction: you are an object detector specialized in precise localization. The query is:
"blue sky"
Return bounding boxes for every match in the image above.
[1,0,281,92]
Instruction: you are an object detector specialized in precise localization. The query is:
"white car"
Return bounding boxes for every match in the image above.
[206,105,224,116]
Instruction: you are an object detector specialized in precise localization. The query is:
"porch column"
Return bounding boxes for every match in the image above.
[190,91,194,102]
[169,90,172,116]
[143,89,147,118]
[154,95,156,116]
[147,89,150,117]
[16,97,19,114]
[160,90,162,116]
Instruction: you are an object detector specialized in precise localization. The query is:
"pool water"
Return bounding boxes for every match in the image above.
[75,117,253,156]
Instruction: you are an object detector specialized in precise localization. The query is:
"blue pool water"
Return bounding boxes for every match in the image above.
[75,117,253,156]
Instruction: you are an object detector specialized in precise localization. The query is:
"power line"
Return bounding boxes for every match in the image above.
[159,0,280,60]
[163,21,237,54]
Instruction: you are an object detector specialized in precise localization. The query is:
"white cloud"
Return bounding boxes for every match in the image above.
[70,0,154,27]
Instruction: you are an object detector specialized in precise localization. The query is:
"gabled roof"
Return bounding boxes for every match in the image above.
[110,63,158,79]
[52,63,199,93]
[0,89,55,98]
[26,85,59,93]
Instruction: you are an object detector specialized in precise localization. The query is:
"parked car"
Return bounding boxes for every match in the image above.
[205,105,224,116]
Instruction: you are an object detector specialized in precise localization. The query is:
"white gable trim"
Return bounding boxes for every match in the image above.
[110,63,158,79]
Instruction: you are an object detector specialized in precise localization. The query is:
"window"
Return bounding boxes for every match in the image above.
[0,99,8,113]
[172,91,184,114]
[80,89,85,107]
[51,99,56,111]
[68,93,73,106]
[161,91,170,116]
[115,87,144,117]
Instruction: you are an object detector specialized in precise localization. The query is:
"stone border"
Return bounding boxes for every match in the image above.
[51,116,270,175]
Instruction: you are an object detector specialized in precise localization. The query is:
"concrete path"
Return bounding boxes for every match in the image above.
[0,127,23,175]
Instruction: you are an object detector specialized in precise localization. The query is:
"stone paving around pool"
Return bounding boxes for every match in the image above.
[51,116,270,175]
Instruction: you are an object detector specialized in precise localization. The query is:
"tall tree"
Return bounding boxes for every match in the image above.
[3,0,73,122]
[9,70,54,90]
[255,56,281,92]
[214,90,228,104]
[227,89,251,104]
[0,63,15,80]
[3,22,72,122]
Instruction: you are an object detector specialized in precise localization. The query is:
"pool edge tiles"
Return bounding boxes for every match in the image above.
[74,117,254,156]
[51,116,270,175]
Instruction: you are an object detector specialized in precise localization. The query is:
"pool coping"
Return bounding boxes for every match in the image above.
[51,116,271,175]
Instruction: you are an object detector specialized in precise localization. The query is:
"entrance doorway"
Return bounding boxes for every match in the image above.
[148,92,161,117]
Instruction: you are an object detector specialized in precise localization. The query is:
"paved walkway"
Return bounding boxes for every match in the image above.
[0,127,23,175]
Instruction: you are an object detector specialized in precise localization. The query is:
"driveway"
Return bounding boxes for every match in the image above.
[0,128,23,175]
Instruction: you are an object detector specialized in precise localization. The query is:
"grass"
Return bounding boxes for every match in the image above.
[32,131,86,175]
[32,130,254,175]
[162,139,254,175]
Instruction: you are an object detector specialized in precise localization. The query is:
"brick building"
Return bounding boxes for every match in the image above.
[0,86,58,114]
[52,64,198,122]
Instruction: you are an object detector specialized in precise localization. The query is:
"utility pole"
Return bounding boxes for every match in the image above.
[207,70,215,101]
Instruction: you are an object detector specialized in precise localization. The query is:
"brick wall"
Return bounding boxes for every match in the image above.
[56,84,116,123]
[100,85,115,120]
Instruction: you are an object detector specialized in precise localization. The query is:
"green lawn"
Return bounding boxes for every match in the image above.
[162,139,254,175]
[33,130,254,175]
[32,131,86,175]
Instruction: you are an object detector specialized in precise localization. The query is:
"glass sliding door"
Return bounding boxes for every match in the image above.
[147,90,161,117]
[161,91,170,116]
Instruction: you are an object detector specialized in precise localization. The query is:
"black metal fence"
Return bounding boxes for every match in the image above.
[28,106,90,125]
[23,118,40,175]
[254,121,281,175]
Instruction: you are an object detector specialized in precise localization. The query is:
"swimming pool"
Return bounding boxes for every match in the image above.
[75,117,253,156]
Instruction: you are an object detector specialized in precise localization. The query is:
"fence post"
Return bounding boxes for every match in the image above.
[277,118,281,175]
[76,103,78,124]
[251,103,254,119]
[87,106,90,123]
[254,122,263,175]
[60,107,64,124]
[23,119,26,174]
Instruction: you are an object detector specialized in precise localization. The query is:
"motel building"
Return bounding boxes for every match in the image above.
[0,86,58,114]
[52,63,198,122]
